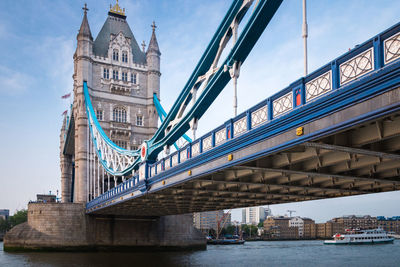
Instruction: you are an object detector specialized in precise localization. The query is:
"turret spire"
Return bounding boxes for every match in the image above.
[78,3,93,40]
[141,40,146,52]
[147,21,160,55]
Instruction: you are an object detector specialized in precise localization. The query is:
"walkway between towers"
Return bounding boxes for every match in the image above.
[86,20,400,216]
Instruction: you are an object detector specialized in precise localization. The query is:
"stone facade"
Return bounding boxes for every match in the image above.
[4,203,205,251]
[331,215,378,229]
[263,216,299,239]
[60,3,161,203]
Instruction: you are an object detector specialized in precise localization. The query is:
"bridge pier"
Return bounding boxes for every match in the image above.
[3,203,205,251]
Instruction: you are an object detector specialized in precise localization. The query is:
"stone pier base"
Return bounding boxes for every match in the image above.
[4,203,206,252]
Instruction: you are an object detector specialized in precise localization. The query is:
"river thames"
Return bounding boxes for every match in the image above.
[1,240,399,266]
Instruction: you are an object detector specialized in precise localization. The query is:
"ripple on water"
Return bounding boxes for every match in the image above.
[1,240,399,267]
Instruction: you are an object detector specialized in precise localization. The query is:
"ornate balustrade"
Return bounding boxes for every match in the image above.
[87,20,400,212]
[147,22,400,179]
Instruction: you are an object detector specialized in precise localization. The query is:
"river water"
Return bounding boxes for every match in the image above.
[1,240,399,266]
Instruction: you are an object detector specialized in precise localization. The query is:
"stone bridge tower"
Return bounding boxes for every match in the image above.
[60,2,161,203]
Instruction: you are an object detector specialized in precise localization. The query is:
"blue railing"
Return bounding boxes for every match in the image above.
[147,21,400,179]
[86,21,400,212]
[87,175,140,210]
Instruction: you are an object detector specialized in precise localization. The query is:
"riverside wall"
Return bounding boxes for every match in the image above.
[4,203,205,251]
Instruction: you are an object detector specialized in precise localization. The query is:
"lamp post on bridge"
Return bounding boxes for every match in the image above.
[302,0,308,76]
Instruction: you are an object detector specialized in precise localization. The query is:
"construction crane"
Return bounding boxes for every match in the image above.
[287,210,296,217]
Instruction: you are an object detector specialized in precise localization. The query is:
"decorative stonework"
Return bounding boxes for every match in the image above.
[191,142,200,157]
[306,71,332,102]
[171,154,178,167]
[164,158,171,170]
[384,32,400,64]
[251,105,268,128]
[180,149,187,163]
[202,136,212,151]
[215,128,226,145]
[233,117,247,137]
[340,48,374,85]
[273,91,293,117]
[157,162,163,173]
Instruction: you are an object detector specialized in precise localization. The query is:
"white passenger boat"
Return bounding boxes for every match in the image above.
[388,232,400,239]
[324,228,395,245]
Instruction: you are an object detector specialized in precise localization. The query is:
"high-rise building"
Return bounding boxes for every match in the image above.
[0,209,9,220]
[60,1,161,202]
[193,210,225,232]
[265,207,272,217]
[242,206,266,225]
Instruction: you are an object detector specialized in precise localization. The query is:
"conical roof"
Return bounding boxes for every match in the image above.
[78,8,93,40]
[147,22,160,55]
[93,14,146,64]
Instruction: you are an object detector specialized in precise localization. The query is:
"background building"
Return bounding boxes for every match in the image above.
[0,209,9,220]
[377,216,400,234]
[316,221,344,239]
[289,217,315,238]
[193,210,230,232]
[331,215,377,230]
[36,194,56,203]
[242,206,266,225]
[263,216,299,239]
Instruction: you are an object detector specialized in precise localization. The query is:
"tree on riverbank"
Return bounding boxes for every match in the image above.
[0,209,27,233]
[241,224,258,237]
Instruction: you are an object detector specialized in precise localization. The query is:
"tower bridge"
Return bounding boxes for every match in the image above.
[4,0,400,251]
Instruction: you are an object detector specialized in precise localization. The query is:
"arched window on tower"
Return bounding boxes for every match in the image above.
[122,51,128,63]
[113,107,127,123]
[113,49,119,61]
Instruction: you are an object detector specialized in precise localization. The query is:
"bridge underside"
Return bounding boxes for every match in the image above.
[92,84,400,216]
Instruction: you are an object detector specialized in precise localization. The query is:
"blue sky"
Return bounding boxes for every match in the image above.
[0,0,399,222]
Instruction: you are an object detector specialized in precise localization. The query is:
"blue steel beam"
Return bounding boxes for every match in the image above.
[84,81,140,176]
[147,0,245,144]
[153,94,192,151]
[83,0,283,175]
[146,0,283,160]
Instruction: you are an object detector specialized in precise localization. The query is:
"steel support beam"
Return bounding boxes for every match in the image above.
[303,142,400,160]
[234,166,400,185]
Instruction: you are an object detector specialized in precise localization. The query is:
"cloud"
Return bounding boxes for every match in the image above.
[31,36,75,95]
[0,66,34,96]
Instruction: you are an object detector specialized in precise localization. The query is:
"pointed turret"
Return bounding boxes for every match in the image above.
[146,21,161,98]
[147,21,160,55]
[77,3,93,41]
[146,21,161,130]
[73,3,93,203]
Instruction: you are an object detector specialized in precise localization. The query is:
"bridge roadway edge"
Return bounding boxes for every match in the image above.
[3,203,206,252]
[88,59,400,215]
[149,61,400,188]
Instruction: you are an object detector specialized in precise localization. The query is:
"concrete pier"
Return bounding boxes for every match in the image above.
[4,203,205,251]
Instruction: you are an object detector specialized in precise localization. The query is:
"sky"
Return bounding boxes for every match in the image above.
[0,0,399,223]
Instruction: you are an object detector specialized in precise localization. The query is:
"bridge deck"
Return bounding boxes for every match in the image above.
[87,21,400,216]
